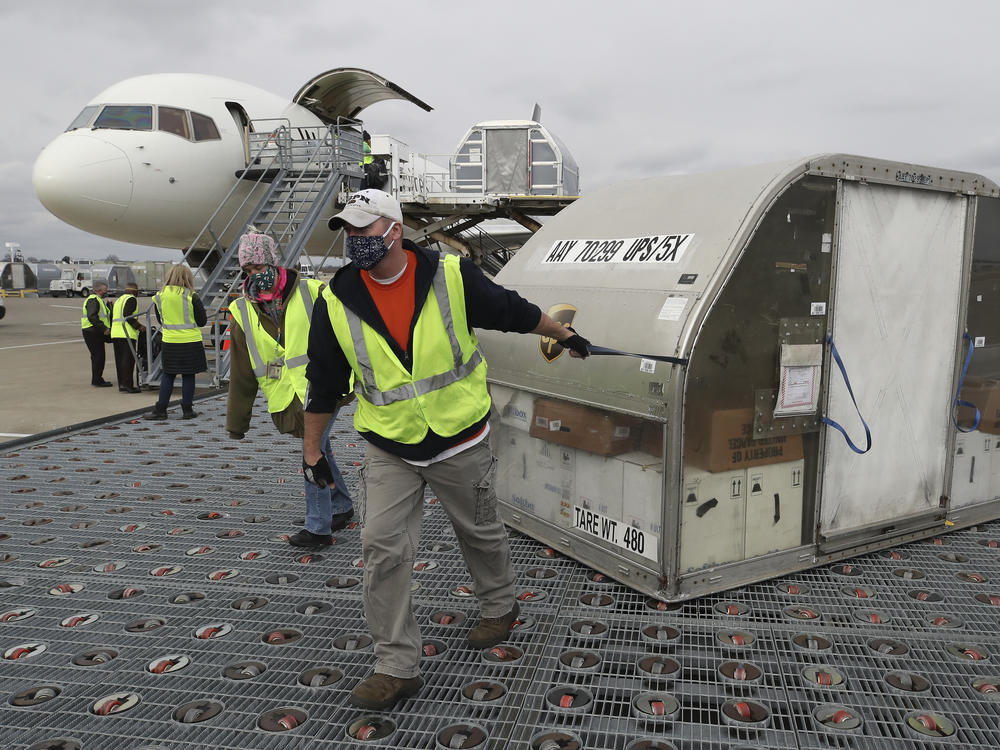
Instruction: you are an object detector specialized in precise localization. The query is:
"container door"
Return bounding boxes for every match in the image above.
[950,197,1000,508]
[819,182,966,537]
[485,129,528,195]
[13,265,24,288]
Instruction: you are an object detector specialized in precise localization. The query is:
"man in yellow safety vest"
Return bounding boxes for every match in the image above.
[81,281,112,387]
[302,189,591,711]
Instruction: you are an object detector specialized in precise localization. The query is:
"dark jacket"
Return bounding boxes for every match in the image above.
[226,268,322,438]
[119,295,142,333]
[305,241,542,460]
[84,296,111,335]
[154,290,207,375]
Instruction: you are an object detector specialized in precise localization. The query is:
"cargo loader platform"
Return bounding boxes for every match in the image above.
[2,395,1000,749]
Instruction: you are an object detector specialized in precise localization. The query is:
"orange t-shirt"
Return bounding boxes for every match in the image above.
[361,250,416,352]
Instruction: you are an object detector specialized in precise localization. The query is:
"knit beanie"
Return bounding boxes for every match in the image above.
[238,232,279,267]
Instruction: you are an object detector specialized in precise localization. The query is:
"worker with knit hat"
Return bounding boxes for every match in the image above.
[226,229,354,546]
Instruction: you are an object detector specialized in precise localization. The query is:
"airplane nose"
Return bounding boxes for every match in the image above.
[33,133,133,227]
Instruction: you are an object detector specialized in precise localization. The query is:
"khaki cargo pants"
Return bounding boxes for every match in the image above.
[357,438,515,679]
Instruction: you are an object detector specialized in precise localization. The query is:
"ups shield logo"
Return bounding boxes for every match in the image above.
[539,303,577,362]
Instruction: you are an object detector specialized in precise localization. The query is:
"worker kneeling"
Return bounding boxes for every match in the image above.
[303,189,591,711]
[226,231,354,546]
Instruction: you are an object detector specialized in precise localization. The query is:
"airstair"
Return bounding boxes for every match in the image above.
[140,119,363,387]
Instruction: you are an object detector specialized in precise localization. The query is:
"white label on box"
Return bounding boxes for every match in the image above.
[975,336,986,348]
[657,296,688,321]
[549,419,562,432]
[535,416,548,428]
[810,302,826,316]
[639,358,656,374]
[821,233,832,253]
[572,505,658,562]
[613,426,631,439]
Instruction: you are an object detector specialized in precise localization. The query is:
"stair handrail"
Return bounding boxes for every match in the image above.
[182,122,291,278]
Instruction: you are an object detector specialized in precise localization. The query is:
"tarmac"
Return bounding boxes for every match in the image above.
[0,295,216,438]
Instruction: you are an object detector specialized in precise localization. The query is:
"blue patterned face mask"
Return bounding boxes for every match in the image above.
[346,222,396,270]
[248,265,276,290]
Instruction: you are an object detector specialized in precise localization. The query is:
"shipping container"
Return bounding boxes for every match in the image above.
[479,154,1000,601]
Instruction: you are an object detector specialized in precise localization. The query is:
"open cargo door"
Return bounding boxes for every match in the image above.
[819,182,966,540]
[292,67,432,123]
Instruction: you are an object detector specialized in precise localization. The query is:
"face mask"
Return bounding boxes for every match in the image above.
[248,266,276,290]
[346,222,396,270]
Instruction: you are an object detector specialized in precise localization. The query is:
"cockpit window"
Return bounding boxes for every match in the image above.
[191,112,221,141]
[158,107,190,139]
[66,106,99,131]
[94,105,153,131]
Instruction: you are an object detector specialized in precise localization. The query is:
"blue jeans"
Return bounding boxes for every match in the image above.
[304,411,353,533]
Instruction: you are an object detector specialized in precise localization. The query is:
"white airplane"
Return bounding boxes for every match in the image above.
[32,68,431,252]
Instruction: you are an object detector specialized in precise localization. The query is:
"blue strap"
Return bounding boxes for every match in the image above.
[953,332,980,433]
[820,335,872,454]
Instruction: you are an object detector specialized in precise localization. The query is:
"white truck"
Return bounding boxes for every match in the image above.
[49,268,96,297]
[49,264,137,297]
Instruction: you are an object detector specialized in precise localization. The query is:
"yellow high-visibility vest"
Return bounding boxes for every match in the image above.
[154,286,202,344]
[230,278,323,413]
[111,294,139,340]
[80,294,110,331]
[325,253,489,443]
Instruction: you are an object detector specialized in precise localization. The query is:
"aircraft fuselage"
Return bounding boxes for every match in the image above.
[33,74,331,251]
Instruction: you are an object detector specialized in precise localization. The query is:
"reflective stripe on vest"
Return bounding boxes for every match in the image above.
[155,287,201,343]
[231,278,321,412]
[111,294,139,340]
[80,294,110,330]
[326,253,490,443]
[344,266,482,406]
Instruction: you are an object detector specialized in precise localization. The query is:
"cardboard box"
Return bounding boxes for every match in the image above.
[494,426,574,526]
[680,466,745,571]
[958,379,1000,435]
[639,421,665,458]
[686,407,803,473]
[951,432,994,508]
[530,398,642,456]
[621,452,663,535]
[576,451,624,520]
[744,459,805,558]
[495,387,534,433]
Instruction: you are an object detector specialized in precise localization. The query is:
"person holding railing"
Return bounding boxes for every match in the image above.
[111,281,145,393]
[225,231,354,547]
[144,265,206,420]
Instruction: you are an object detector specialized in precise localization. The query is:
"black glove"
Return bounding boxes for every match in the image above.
[303,454,334,488]
[562,328,591,359]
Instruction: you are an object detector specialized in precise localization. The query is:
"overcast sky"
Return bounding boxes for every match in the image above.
[4,0,1000,261]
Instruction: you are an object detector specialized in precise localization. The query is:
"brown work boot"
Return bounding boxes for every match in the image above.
[349,672,423,710]
[468,601,520,649]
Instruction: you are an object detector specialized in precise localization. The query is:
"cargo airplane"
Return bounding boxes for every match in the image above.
[32,68,431,252]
